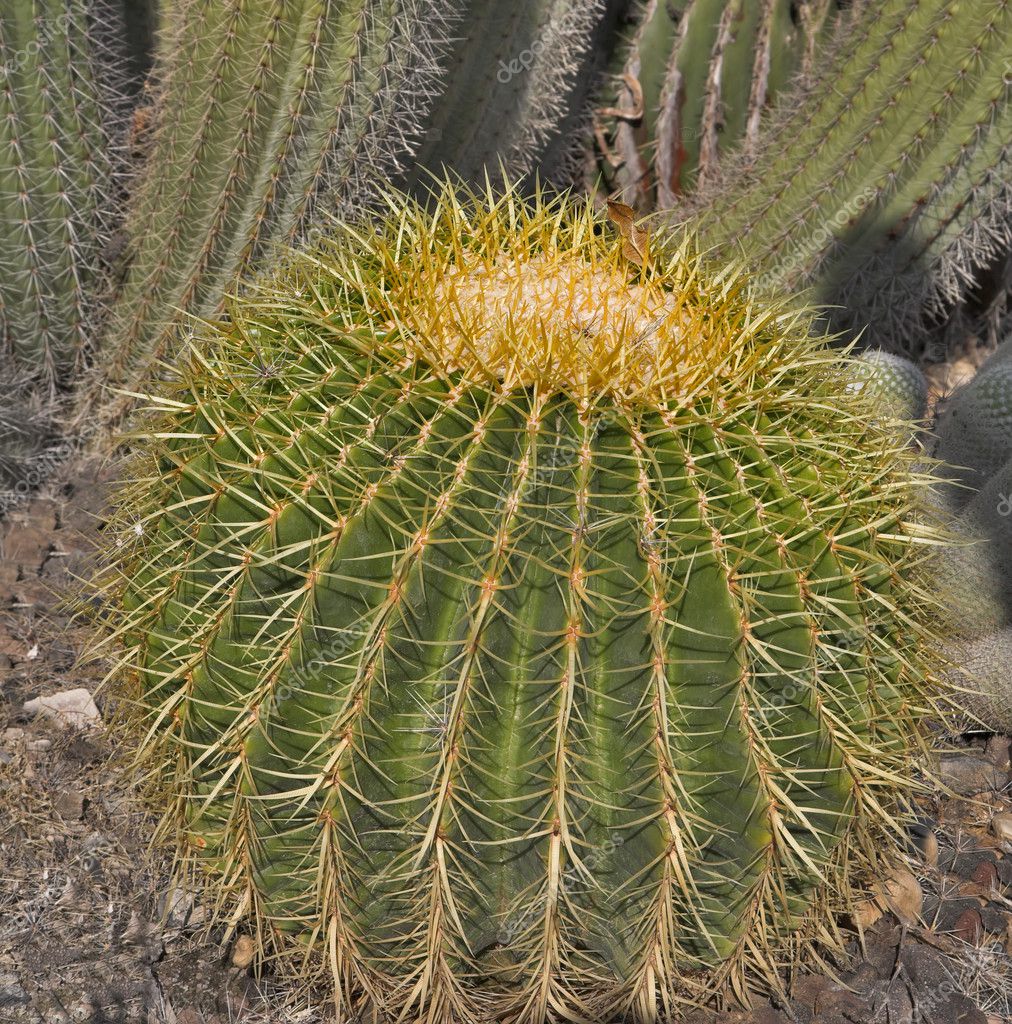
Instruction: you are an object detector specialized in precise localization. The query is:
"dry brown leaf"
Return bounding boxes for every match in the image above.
[606,199,650,267]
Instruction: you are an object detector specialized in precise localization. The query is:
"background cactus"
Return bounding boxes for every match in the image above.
[403,0,614,194]
[597,0,854,211]
[91,0,622,410]
[929,340,1012,730]
[99,185,942,1020]
[0,0,126,389]
[847,349,928,425]
[687,0,1012,356]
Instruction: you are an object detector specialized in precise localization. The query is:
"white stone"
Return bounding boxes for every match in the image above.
[23,688,101,730]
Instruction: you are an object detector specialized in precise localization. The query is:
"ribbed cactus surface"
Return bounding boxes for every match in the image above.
[404,0,607,192]
[94,0,618,408]
[691,0,1012,353]
[103,186,937,1020]
[0,0,121,387]
[599,0,849,210]
[94,0,457,397]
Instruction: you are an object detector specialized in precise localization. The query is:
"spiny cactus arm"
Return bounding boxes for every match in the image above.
[695,0,927,237]
[0,0,116,384]
[694,0,1012,350]
[604,0,848,209]
[808,51,1012,320]
[106,0,292,382]
[99,0,458,396]
[406,0,605,191]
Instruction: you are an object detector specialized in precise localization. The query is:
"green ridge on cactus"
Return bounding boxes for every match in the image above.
[0,0,122,388]
[690,0,1012,353]
[98,184,942,1021]
[598,0,849,210]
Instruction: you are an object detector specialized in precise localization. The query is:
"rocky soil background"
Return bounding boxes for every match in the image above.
[0,342,1010,1024]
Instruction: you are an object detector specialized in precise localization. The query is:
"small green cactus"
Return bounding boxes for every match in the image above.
[691,0,1012,354]
[99,184,944,1019]
[931,342,1012,730]
[933,344,1012,501]
[598,0,850,210]
[0,0,123,388]
[847,349,928,425]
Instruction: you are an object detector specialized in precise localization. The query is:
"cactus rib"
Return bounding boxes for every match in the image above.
[599,0,849,210]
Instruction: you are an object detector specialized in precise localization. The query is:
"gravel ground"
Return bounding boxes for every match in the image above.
[1,377,1010,1023]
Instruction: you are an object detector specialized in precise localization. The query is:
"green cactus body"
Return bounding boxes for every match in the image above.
[847,349,928,425]
[600,0,846,210]
[0,0,119,387]
[94,0,457,398]
[104,186,937,1020]
[692,0,1012,352]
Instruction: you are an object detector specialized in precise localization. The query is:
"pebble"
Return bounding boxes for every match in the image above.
[23,688,101,730]
[984,735,1012,768]
[879,866,923,927]
[230,934,256,969]
[990,813,1012,844]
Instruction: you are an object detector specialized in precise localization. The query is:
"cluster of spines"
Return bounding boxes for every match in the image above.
[90,0,459,401]
[597,0,850,210]
[0,0,127,389]
[688,0,1012,354]
[97,217,939,1021]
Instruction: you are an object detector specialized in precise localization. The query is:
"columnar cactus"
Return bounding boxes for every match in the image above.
[404,0,608,193]
[0,0,124,387]
[101,185,942,1020]
[93,0,614,406]
[691,0,1012,354]
[93,0,457,396]
[598,0,852,210]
